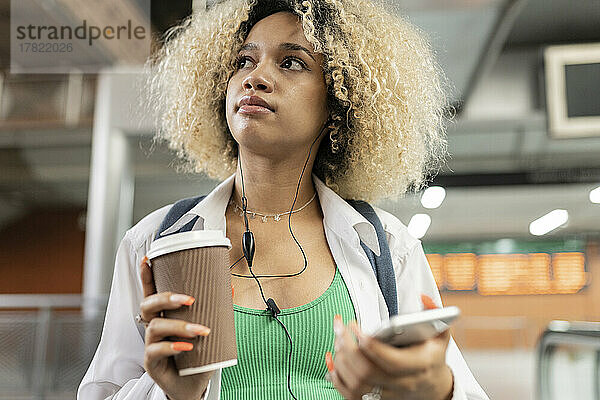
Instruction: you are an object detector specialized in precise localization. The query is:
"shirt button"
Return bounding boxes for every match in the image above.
[360,281,365,289]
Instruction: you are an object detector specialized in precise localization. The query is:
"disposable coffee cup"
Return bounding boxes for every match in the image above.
[146,230,237,376]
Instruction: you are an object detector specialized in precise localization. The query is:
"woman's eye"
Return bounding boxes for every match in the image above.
[281,57,306,70]
[236,56,251,69]
[234,55,306,71]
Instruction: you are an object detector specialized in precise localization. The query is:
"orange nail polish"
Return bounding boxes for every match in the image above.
[421,294,437,310]
[333,314,344,336]
[142,256,148,264]
[325,352,334,372]
[172,342,193,351]
[183,296,195,306]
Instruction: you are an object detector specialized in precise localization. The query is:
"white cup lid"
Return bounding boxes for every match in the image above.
[147,230,232,260]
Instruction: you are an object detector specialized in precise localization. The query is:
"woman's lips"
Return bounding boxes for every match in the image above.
[238,105,273,114]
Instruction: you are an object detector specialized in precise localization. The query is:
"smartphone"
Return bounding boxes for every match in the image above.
[372,306,460,347]
[323,306,460,382]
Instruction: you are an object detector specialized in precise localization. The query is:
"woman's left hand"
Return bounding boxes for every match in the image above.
[326,296,454,400]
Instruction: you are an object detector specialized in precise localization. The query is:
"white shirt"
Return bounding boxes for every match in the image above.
[78,172,489,400]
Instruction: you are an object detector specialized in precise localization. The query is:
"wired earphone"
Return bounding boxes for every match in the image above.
[228,120,329,400]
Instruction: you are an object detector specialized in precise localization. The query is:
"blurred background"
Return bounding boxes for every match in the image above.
[0,0,599,399]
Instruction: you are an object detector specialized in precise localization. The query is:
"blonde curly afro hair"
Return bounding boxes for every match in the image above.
[146,0,452,204]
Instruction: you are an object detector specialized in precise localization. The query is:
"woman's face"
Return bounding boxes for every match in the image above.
[226,11,329,159]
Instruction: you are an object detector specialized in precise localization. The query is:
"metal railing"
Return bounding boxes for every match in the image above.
[0,294,107,400]
[536,320,600,400]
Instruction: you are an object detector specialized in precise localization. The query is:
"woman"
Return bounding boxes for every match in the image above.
[78,0,489,399]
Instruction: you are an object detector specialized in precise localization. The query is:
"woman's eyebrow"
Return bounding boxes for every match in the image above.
[239,42,316,62]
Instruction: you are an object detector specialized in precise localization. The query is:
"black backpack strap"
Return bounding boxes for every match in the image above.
[155,195,207,240]
[346,199,398,317]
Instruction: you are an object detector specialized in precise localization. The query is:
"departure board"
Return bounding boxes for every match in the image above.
[424,239,587,295]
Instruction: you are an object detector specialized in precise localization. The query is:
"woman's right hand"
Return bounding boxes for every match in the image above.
[139,256,214,400]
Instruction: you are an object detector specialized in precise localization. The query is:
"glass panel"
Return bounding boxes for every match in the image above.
[0,309,105,398]
[0,313,38,396]
[548,344,596,400]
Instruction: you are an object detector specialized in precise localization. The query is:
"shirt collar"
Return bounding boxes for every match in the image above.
[160,172,381,256]
[312,173,381,256]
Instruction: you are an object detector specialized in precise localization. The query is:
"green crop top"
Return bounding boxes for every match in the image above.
[221,266,357,399]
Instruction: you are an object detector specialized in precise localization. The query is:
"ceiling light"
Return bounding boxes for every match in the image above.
[529,209,569,236]
[590,186,600,204]
[408,214,432,239]
[421,186,446,209]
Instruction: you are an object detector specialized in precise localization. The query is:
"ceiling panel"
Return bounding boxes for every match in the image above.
[402,3,503,105]
[378,183,600,241]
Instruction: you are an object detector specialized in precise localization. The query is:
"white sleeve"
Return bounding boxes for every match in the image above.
[77,231,169,400]
[401,242,490,400]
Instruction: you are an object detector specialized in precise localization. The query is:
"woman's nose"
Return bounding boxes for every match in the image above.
[242,67,273,92]
[243,78,270,91]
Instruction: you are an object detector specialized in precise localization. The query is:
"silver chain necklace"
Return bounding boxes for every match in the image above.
[229,192,317,222]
